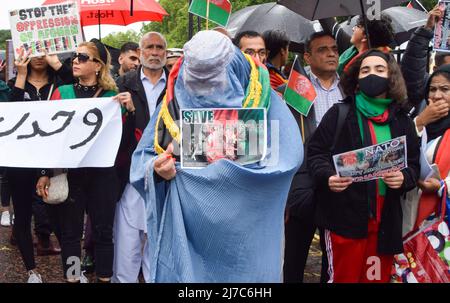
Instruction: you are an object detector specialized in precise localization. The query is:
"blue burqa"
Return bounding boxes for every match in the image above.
[130,48,303,282]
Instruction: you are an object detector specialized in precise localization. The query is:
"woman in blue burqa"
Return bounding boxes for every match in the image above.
[130,30,303,282]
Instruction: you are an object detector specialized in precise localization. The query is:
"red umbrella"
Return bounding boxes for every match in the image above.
[42,0,168,37]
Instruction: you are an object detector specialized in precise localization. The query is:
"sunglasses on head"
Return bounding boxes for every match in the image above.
[72,52,99,63]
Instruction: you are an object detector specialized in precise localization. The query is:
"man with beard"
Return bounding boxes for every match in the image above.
[113,32,169,283]
[112,42,140,80]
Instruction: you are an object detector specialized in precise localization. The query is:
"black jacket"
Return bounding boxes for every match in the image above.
[401,26,433,113]
[307,96,420,254]
[286,77,346,220]
[115,66,169,192]
[7,63,73,101]
[116,66,169,134]
[6,62,74,179]
[284,105,317,221]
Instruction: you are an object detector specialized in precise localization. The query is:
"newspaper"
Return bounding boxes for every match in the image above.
[333,136,408,182]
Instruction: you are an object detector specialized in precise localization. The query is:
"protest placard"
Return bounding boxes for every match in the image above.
[333,136,408,182]
[180,108,267,169]
[434,1,450,52]
[9,2,83,58]
[0,97,122,168]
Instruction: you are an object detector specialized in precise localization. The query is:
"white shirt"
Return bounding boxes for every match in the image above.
[308,71,343,126]
[140,68,167,118]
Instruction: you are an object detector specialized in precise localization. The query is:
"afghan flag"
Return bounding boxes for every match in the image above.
[283,56,317,117]
[189,0,232,27]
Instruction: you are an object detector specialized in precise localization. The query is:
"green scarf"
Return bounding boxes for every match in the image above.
[355,92,393,196]
[338,46,358,75]
[355,91,392,118]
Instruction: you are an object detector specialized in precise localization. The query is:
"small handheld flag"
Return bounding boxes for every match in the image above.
[283,56,317,117]
[188,0,232,27]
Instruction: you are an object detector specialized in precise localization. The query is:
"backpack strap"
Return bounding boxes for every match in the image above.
[331,103,350,151]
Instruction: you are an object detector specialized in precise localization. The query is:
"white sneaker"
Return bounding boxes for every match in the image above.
[80,271,89,283]
[1,211,10,227]
[27,271,43,283]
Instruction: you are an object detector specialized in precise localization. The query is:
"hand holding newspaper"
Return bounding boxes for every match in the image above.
[333,136,408,183]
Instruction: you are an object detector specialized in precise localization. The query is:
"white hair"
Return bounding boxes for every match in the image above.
[140,32,167,49]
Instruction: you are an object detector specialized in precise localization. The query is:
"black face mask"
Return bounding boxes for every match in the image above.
[358,74,389,98]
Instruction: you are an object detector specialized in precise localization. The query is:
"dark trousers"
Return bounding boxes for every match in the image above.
[283,214,329,283]
[47,167,118,279]
[32,194,53,245]
[0,168,11,207]
[83,216,95,257]
[3,167,53,239]
[8,168,36,271]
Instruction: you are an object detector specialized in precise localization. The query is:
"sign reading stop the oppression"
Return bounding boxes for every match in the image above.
[9,2,83,58]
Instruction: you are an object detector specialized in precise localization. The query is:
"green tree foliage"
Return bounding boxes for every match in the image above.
[142,0,273,48]
[102,30,141,49]
[0,30,12,50]
[141,0,190,48]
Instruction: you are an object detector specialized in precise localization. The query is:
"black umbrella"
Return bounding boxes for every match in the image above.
[339,6,428,45]
[226,2,316,53]
[277,0,408,19]
[278,0,408,47]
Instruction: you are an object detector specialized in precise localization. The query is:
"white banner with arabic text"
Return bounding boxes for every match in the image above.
[0,97,122,168]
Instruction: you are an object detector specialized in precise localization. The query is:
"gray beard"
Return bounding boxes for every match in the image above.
[141,57,166,71]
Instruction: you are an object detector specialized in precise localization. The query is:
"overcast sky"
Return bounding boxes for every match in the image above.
[1,0,149,40]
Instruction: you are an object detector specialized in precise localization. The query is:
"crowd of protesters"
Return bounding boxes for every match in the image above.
[0,3,448,284]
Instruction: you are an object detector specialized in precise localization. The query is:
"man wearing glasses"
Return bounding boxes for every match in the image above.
[233,31,267,64]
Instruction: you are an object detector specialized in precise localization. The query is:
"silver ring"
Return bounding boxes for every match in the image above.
[45,186,49,189]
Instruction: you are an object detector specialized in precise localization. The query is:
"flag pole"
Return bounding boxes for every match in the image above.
[97,10,101,41]
[300,115,305,144]
[292,55,305,144]
[286,55,306,144]
[414,0,428,13]
[206,0,210,30]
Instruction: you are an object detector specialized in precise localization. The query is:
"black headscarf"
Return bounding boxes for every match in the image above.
[90,38,108,65]
[425,64,450,142]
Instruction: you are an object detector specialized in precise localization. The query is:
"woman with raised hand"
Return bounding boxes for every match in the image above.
[414,64,450,229]
[7,48,72,283]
